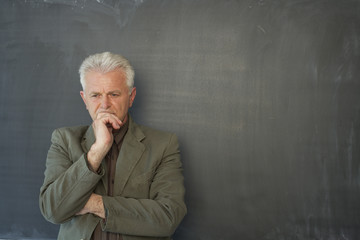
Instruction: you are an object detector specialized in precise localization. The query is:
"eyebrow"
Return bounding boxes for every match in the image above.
[108,90,122,94]
[88,90,122,95]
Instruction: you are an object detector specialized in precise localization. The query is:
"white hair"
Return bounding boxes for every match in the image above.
[79,52,135,92]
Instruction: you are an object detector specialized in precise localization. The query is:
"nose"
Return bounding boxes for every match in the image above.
[100,95,111,109]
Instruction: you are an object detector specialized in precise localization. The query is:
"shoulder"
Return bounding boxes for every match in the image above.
[139,124,173,137]
[51,125,89,145]
[130,121,179,147]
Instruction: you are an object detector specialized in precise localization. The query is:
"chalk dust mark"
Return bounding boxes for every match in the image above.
[26,0,147,28]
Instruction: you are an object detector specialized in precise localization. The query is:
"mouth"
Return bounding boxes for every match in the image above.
[97,111,114,114]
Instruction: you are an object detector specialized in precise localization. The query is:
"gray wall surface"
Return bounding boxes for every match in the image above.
[1,0,360,239]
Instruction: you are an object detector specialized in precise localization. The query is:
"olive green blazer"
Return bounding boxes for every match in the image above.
[39,116,186,240]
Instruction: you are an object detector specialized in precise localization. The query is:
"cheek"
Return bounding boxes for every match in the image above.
[87,101,100,111]
[116,99,130,109]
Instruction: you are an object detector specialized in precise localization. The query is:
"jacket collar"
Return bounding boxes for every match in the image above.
[81,125,95,153]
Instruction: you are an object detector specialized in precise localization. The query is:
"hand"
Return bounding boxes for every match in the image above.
[87,113,123,171]
[76,193,105,219]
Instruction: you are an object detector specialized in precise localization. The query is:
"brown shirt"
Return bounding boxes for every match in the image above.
[91,120,129,240]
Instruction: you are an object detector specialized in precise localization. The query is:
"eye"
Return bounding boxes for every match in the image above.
[90,94,99,98]
[110,93,120,97]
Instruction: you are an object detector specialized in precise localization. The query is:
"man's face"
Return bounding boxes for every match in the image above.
[80,69,136,123]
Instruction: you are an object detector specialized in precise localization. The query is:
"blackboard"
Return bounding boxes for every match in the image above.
[1,0,360,239]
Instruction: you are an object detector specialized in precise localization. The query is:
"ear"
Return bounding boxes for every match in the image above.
[129,87,137,107]
[80,91,88,109]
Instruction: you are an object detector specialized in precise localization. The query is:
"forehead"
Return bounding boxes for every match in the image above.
[84,70,128,91]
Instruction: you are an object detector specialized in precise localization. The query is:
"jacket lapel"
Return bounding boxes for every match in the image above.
[113,116,146,195]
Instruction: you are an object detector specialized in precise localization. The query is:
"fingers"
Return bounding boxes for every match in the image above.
[75,194,105,219]
[96,113,123,129]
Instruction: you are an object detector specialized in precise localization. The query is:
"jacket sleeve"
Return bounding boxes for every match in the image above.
[39,128,103,224]
[101,133,187,237]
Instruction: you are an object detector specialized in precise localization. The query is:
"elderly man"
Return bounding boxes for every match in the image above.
[39,52,186,240]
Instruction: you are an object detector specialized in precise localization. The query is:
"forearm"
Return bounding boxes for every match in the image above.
[101,195,186,237]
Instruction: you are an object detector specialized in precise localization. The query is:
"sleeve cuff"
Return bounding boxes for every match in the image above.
[84,153,104,175]
[100,200,109,230]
